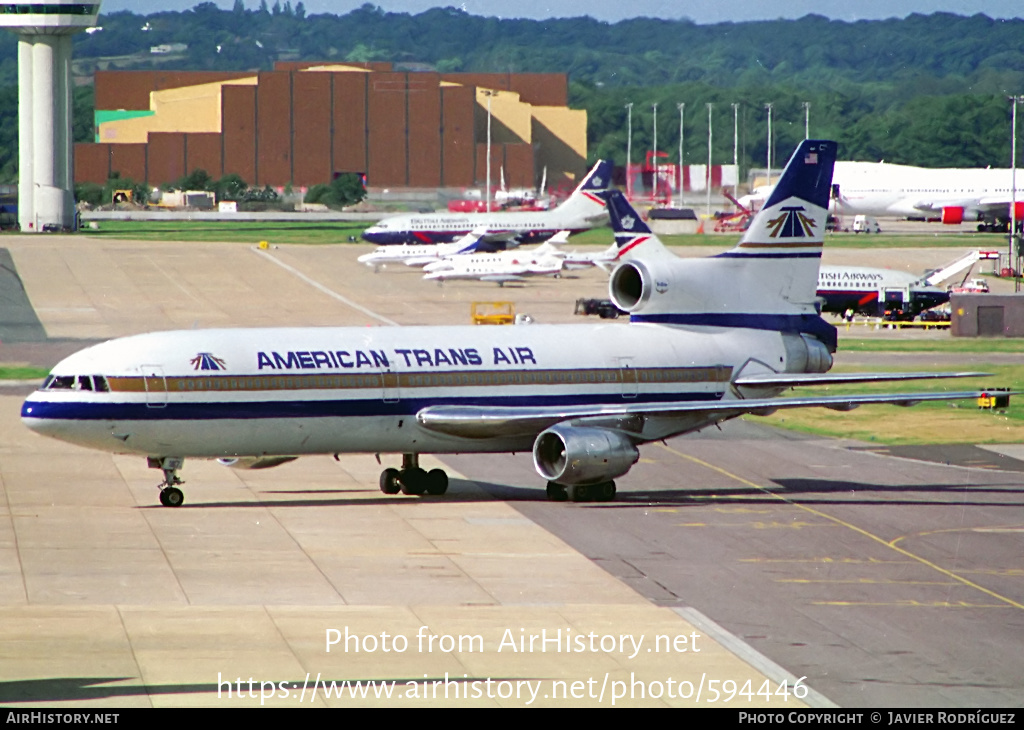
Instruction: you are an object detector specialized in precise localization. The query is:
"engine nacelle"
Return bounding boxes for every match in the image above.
[609,257,698,314]
[533,425,639,486]
[782,332,833,374]
[217,456,298,470]
[941,206,965,225]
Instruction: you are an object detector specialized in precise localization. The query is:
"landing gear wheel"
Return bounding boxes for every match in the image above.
[160,486,184,507]
[399,467,427,495]
[546,481,568,502]
[379,468,401,495]
[425,468,449,495]
[570,484,591,502]
[596,481,617,502]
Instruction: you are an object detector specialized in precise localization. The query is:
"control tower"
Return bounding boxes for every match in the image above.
[0,2,101,232]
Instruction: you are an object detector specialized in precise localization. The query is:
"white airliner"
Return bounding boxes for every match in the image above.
[21,140,991,507]
[421,236,566,285]
[357,228,488,271]
[362,160,613,245]
[741,161,1024,230]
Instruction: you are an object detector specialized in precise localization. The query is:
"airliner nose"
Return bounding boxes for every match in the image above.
[20,397,52,436]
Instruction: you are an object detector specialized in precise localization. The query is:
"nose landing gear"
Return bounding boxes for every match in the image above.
[149,456,186,507]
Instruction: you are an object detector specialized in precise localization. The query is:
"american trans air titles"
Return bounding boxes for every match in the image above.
[255,346,536,371]
[22,140,995,507]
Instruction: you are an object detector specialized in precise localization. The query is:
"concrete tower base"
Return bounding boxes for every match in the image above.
[1,1,102,233]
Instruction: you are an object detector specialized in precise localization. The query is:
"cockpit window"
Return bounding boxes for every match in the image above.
[43,375,110,392]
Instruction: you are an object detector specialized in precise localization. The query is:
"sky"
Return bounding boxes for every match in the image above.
[98,1,1023,24]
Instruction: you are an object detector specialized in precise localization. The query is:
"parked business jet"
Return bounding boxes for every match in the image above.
[740,161,1024,230]
[361,160,613,245]
[357,228,488,271]
[546,231,620,272]
[421,236,566,285]
[21,141,990,507]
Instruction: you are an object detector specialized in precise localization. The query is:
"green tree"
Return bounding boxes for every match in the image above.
[305,173,366,208]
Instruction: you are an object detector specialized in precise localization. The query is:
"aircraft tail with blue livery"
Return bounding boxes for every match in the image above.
[604,139,838,352]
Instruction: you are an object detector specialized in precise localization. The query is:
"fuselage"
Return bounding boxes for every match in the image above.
[21,323,792,459]
[831,162,1024,219]
[743,161,1024,221]
[362,211,592,245]
[816,265,948,316]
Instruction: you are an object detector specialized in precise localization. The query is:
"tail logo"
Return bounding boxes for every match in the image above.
[767,206,817,239]
[621,214,637,230]
[191,353,227,371]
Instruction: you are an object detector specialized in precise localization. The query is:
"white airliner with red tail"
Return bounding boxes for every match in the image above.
[22,141,990,506]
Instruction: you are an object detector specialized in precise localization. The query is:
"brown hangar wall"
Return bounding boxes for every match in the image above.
[80,66,586,191]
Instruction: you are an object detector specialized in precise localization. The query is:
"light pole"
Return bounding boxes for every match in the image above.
[732,102,739,183]
[1012,95,1023,291]
[765,103,774,186]
[626,102,633,198]
[677,102,685,208]
[803,101,811,139]
[706,103,713,218]
[652,102,658,201]
[483,89,495,212]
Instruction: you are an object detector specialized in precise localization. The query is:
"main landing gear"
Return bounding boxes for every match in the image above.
[546,480,616,503]
[379,453,449,496]
[149,456,186,507]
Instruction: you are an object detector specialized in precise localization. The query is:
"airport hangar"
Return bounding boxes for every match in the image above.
[73,62,590,195]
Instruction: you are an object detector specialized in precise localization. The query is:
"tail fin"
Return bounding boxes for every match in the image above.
[731,140,835,254]
[454,227,488,254]
[605,140,838,350]
[602,189,675,262]
[721,139,836,306]
[551,160,614,221]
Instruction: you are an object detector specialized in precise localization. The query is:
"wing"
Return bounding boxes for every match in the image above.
[416,387,998,439]
[732,371,989,389]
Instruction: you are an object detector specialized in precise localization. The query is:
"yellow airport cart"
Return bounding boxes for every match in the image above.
[471,301,515,325]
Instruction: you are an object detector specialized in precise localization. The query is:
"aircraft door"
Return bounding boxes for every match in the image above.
[140,365,168,408]
[381,366,400,403]
[618,358,638,399]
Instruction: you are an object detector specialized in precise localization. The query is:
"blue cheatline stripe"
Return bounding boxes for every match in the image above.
[714,251,822,259]
[629,312,837,350]
[21,390,724,422]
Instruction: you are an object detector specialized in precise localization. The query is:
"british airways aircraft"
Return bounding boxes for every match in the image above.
[361,160,613,245]
[21,141,988,507]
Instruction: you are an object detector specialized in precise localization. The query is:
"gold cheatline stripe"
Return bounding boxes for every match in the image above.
[107,366,733,394]
[737,242,823,248]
